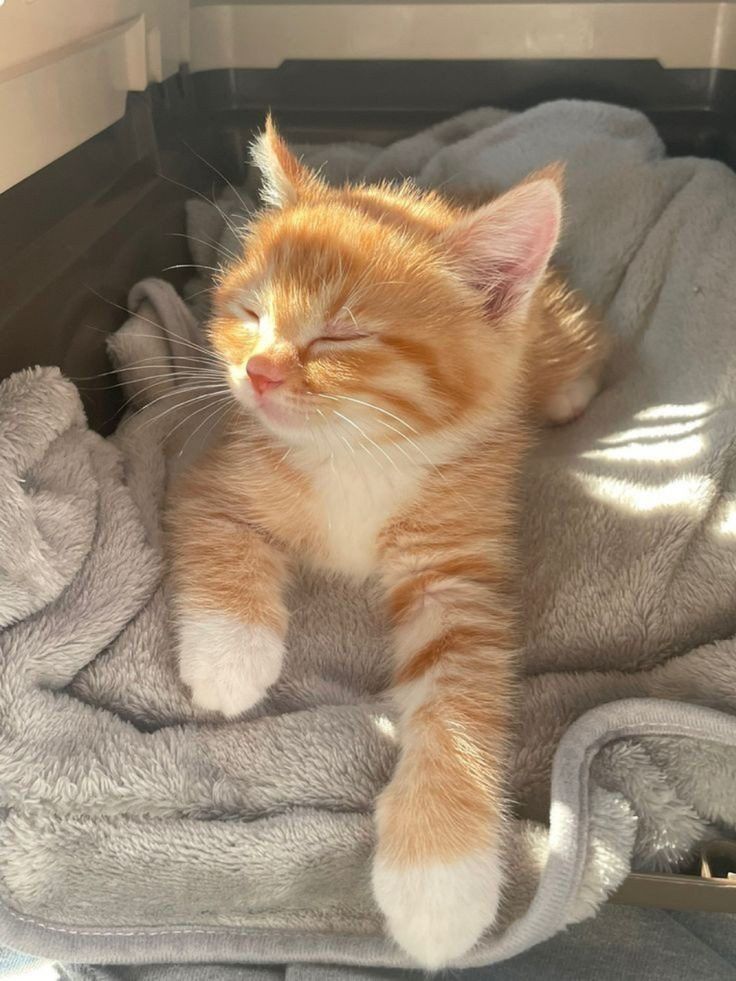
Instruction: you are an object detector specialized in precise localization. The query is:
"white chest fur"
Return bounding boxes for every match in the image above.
[309,452,420,577]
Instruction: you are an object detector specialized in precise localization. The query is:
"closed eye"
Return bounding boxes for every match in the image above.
[313,312,371,344]
[240,308,260,326]
[227,302,260,326]
[315,333,369,344]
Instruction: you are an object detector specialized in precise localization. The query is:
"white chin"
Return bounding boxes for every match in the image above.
[255,405,310,441]
[228,381,310,439]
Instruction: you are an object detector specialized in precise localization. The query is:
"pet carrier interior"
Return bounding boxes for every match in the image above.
[0,0,735,969]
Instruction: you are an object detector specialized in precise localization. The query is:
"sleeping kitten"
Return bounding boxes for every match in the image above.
[167,119,606,968]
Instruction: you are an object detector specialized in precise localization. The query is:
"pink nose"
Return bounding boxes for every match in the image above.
[246,355,286,397]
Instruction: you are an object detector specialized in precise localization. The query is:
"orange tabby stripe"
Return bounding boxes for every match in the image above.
[395,624,509,685]
[387,555,511,626]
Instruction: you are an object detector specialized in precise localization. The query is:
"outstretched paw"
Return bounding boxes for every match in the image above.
[177,611,284,717]
[372,846,503,970]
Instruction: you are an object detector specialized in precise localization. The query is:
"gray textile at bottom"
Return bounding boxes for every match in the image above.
[2,100,736,970]
[60,907,736,981]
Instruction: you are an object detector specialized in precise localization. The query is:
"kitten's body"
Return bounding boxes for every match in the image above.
[167,121,606,968]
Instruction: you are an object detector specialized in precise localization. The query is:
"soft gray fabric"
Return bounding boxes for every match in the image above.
[1,101,736,969]
[59,907,736,981]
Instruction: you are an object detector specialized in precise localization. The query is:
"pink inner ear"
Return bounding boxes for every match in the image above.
[445,179,561,319]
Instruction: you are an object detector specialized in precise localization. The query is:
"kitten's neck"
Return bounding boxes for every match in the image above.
[283,430,439,486]
[295,439,424,577]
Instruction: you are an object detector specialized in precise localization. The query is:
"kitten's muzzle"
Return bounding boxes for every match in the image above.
[246,354,286,397]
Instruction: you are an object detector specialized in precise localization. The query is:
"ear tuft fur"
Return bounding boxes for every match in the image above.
[250,114,320,209]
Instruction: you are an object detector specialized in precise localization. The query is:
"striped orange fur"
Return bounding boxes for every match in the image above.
[167,117,607,968]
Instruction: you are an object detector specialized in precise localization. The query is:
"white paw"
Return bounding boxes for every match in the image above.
[177,611,284,717]
[544,371,599,425]
[372,846,503,969]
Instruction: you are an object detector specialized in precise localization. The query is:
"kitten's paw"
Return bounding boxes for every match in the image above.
[544,371,599,425]
[177,611,284,717]
[372,846,502,969]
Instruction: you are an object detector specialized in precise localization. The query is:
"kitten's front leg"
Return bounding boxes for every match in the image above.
[167,465,290,718]
[374,542,517,969]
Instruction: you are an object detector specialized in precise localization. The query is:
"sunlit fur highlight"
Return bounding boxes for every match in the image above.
[167,118,607,968]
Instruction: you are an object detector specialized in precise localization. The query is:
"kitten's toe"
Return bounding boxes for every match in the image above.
[177,611,284,717]
[544,371,599,425]
[372,846,502,970]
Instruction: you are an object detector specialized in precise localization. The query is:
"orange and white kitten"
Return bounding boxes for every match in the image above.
[167,119,606,968]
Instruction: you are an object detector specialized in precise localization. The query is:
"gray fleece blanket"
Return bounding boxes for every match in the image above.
[1,101,736,969]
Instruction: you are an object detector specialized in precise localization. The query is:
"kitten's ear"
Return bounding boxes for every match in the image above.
[443,166,563,320]
[251,114,320,209]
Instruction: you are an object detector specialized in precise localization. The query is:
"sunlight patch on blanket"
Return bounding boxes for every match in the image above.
[583,434,704,464]
[715,502,736,537]
[635,402,713,422]
[373,714,398,741]
[598,418,708,447]
[547,798,575,857]
[574,473,713,514]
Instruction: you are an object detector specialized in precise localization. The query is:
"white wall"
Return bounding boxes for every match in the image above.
[0,0,190,80]
[189,2,736,71]
[1,1,735,194]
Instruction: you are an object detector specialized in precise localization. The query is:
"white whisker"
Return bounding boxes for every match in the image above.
[155,171,244,242]
[371,416,444,476]
[185,284,217,300]
[122,380,229,412]
[180,140,253,218]
[163,263,222,274]
[166,231,240,264]
[332,409,397,474]
[314,391,449,484]
[74,355,223,382]
[335,427,378,506]
[341,305,360,332]
[77,372,225,395]
[103,330,224,364]
[172,394,234,452]
[316,392,420,435]
[137,387,230,432]
[84,295,226,363]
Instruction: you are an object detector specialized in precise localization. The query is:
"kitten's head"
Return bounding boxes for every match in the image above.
[209,118,562,452]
